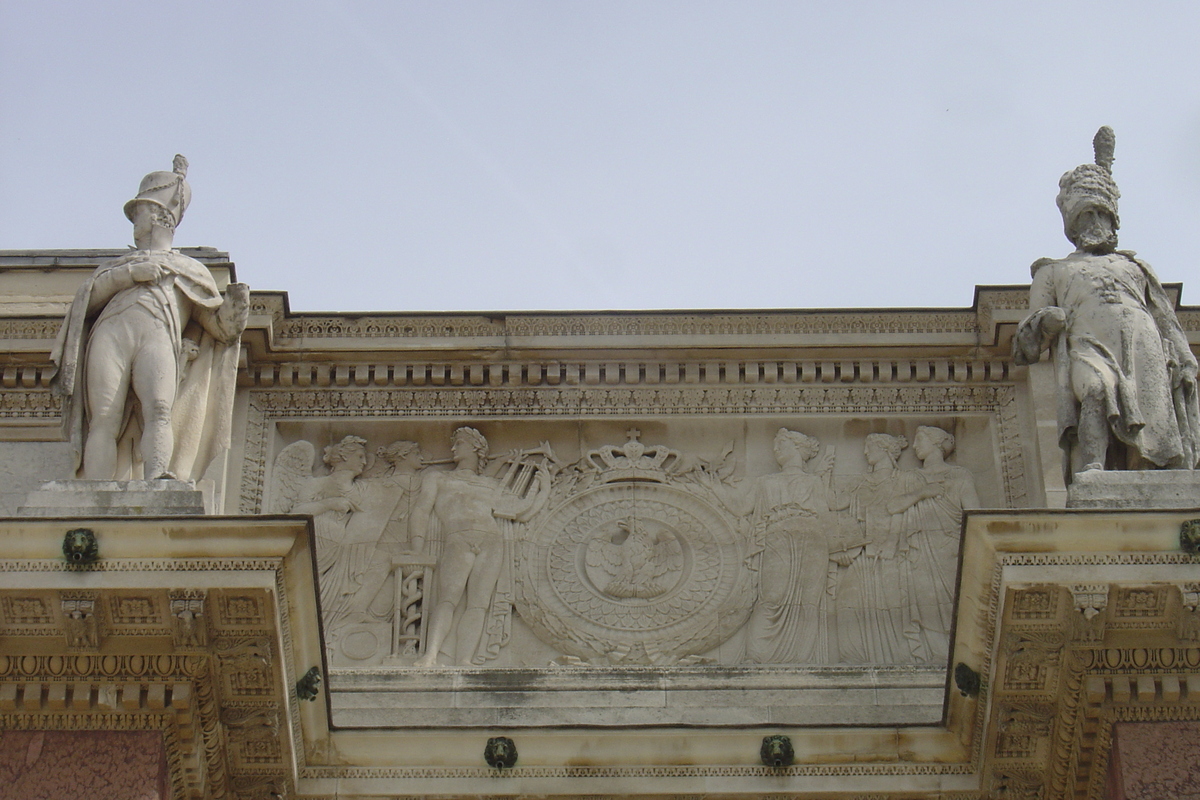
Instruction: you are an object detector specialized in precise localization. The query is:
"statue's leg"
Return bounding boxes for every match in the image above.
[414,540,474,667]
[82,323,133,480]
[457,535,504,665]
[129,331,178,479]
[1074,371,1110,471]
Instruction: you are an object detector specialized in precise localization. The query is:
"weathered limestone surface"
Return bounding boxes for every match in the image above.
[2,122,1199,794]
[0,441,73,514]
[1067,469,1200,509]
[20,479,207,516]
[328,665,946,727]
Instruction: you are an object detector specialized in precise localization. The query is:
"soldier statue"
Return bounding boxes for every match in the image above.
[1013,128,1200,476]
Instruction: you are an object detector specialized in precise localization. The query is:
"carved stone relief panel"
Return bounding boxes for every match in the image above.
[262,414,1002,671]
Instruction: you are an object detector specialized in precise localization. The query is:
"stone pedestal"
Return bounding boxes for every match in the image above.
[18,479,208,516]
[1067,470,1200,509]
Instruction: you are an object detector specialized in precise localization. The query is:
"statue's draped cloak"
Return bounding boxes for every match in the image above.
[1016,251,1200,469]
[49,251,239,480]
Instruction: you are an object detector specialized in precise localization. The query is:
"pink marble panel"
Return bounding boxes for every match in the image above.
[0,730,166,800]
[1108,720,1200,800]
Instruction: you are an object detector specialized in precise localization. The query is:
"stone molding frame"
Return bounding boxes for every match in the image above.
[953,511,1200,800]
[0,518,320,800]
[2,488,1198,798]
[280,510,1200,798]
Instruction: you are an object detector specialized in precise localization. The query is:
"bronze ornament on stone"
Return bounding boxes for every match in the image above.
[296,666,321,701]
[759,734,795,767]
[484,736,518,770]
[62,527,98,564]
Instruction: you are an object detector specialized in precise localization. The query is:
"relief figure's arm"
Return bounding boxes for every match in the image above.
[824,475,851,513]
[812,447,847,511]
[959,472,980,511]
[407,475,439,554]
[887,476,943,515]
[290,478,354,516]
[291,495,352,516]
[701,477,754,517]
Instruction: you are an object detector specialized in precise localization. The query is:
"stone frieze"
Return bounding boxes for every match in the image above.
[267,420,991,672]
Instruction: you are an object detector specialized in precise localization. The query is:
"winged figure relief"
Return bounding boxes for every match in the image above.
[269,440,317,514]
[585,517,683,599]
[269,437,369,630]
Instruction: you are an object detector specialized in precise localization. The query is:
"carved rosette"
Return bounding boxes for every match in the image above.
[516,483,752,664]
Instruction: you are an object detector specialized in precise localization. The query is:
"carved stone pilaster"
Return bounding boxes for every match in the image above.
[60,592,99,649]
[1178,583,1200,643]
[1069,584,1109,642]
[169,590,208,648]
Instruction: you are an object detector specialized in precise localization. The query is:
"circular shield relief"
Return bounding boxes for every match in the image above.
[516,482,752,664]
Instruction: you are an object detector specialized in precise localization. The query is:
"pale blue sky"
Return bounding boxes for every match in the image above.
[3,1,1199,312]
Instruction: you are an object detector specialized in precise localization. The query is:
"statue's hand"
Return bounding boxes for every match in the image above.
[180,338,200,362]
[832,546,862,567]
[129,261,163,283]
[223,283,251,317]
[225,282,251,303]
[1013,306,1067,365]
[1165,337,1200,386]
[213,282,251,341]
[1038,306,1067,338]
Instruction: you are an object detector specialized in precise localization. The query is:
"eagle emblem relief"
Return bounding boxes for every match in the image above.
[584,516,684,600]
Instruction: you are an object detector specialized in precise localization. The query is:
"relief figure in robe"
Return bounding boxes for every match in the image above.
[272,436,368,631]
[346,440,426,621]
[834,433,919,664]
[899,426,978,664]
[741,429,838,664]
